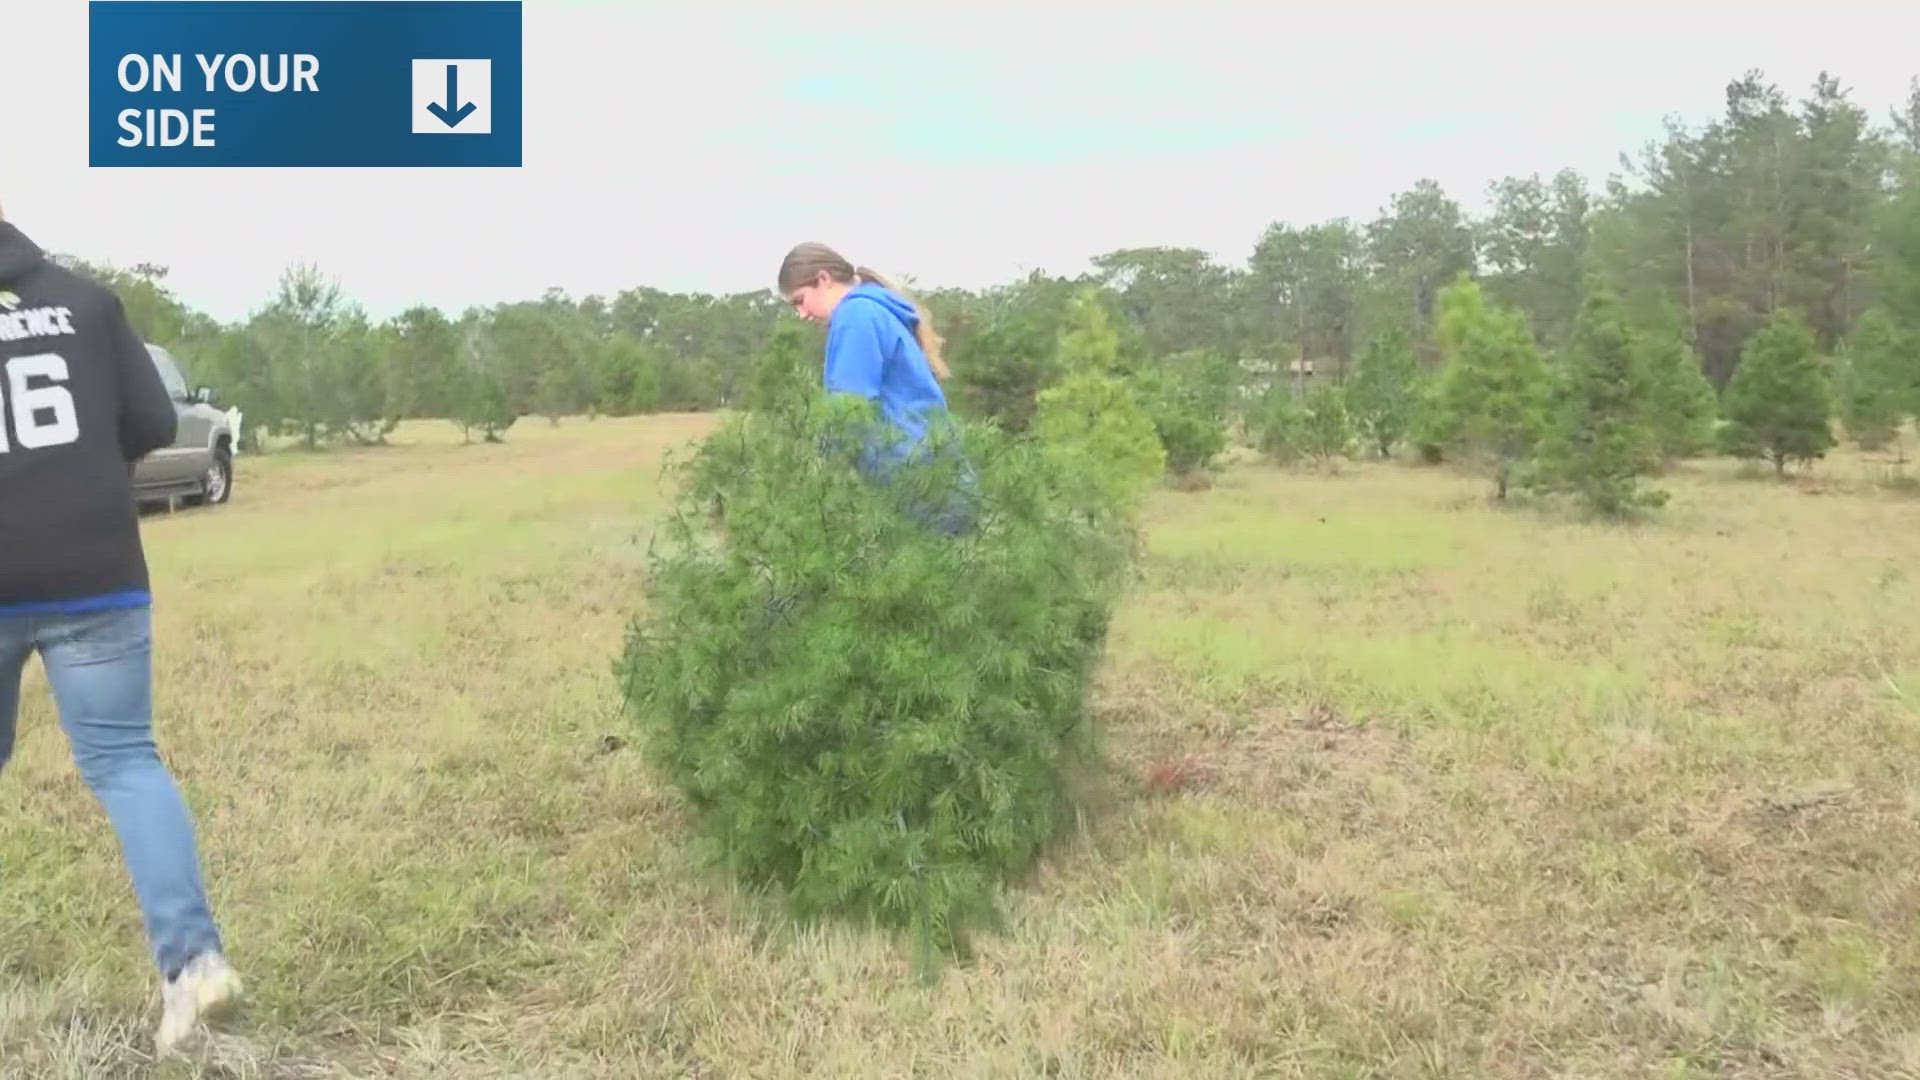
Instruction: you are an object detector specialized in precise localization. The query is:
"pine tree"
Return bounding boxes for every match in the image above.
[1885,179,1920,328]
[534,363,577,427]
[744,319,820,414]
[1297,381,1355,462]
[1430,276,1553,498]
[1407,377,1451,464]
[1636,323,1719,461]
[1031,290,1166,503]
[1529,285,1668,514]
[596,336,664,416]
[385,306,460,421]
[449,323,519,443]
[1346,327,1422,458]
[1836,307,1917,457]
[1252,383,1305,464]
[1178,347,1245,420]
[1719,310,1838,476]
[1132,353,1229,479]
[949,313,1060,434]
[618,387,1137,966]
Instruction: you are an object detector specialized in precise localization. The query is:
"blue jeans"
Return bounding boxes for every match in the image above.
[0,604,224,981]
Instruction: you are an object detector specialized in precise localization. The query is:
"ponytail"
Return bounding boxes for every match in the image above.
[779,242,952,381]
[852,265,952,382]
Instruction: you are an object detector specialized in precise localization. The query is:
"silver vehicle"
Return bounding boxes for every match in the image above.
[132,343,234,507]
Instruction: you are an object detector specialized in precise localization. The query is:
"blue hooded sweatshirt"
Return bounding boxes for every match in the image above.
[822,282,974,532]
[824,283,948,454]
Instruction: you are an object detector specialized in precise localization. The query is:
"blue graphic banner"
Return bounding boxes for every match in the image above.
[89,1,522,167]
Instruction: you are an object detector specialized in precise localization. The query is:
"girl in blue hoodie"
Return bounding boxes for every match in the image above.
[777,242,974,532]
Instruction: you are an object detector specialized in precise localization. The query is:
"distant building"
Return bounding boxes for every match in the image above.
[1237,355,1321,399]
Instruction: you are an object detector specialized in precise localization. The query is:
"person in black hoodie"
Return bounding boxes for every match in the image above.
[0,204,241,1054]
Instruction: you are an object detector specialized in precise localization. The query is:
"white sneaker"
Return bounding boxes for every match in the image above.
[156,952,243,1055]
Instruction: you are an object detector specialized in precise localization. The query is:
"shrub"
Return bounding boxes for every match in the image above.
[1132,359,1228,479]
[1252,383,1305,463]
[1297,381,1356,462]
[1719,310,1837,477]
[1407,379,1451,464]
[617,387,1137,965]
[1347,328,1423,459]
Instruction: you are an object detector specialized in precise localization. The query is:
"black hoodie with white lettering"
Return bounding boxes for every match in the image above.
[0,220,178,616]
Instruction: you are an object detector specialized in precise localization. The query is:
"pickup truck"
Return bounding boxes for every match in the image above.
[132,342,234,507]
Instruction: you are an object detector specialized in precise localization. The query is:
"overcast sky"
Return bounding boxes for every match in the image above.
[3,0,1915,323]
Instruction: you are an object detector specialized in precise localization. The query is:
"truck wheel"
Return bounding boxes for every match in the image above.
[189,447,233,506]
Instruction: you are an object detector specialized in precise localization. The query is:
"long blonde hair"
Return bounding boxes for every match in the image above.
[777,241,950,380]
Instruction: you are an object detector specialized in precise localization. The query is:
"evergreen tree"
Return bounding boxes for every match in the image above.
[1345,327,1422,458]
[1297,381,1355,462]
[1894,76,1920,159]
[594,336,662,416]
[324,309,397,445]
[1790,73,1890,350]
[1836,307,1917,457]
[534,363,579,427]
[1529,286,1668,514]
[618,386,1137,965]
[1252,383,1305,464]
[385,306,461,421]
[198,326,273,451]
[1719,309,1837,476]
[450,321,519,443]
[744,320,820,414]
[1133,353,1229,478]
[949,313,1060,434]
[1407,377,1452,464]
[1477,170,1591,351]
[1166,347,1243,422]
[1031,290,1166,504]
[250,262,351,449]
[1365,180,1478,364]
[1881,181,1920,338]
[1636,322,1719,461]
[1430,276,1553,498]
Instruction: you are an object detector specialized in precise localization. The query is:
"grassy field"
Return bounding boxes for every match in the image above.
[3,414,1919,1078]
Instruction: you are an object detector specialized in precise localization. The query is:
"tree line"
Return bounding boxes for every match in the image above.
[65,69,1920,507]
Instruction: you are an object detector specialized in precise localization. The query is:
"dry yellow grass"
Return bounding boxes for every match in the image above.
[3,416,1918,1078]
